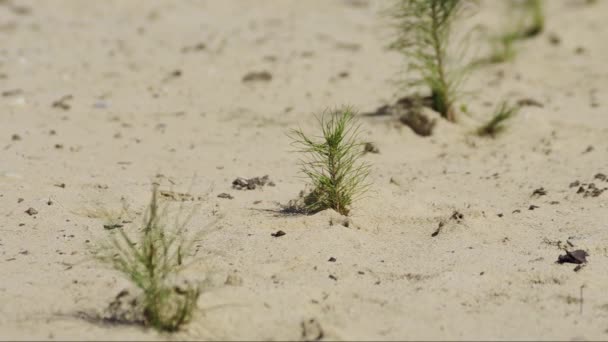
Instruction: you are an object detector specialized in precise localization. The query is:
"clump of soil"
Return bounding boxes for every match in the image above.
[577,184,606,198]
[432,210,464,237]
[557,250,588,265]
[363,142,380,154]
[232,175,275,190]
[52,95,73,110]
[102,290,145,325]
[531,187,547,197]
[364,96,436,137]
[24,207,38,216]
[242,71,272,83]
[181,42,206,53]
[517,98,543,107]
[279,191,310,215]
[159,190,204,201]
[569,174,607,198]
[271,230,286,237]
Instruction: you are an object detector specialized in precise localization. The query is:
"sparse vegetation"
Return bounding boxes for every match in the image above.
[477,102,519,137]
[486,31,520,64]
[94,184,201,332]
[389,0,476,122]
[76,200,132,230]
[521,0,544,38]
[482,0,545,64]
[289,108,370,216]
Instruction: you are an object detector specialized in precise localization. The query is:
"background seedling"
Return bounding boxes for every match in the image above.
[94,184,202,332]
[389,0,476,122]
[485,30,520,64]
[289,108,370,216]
[477,102,519,137]
[477,0,544,65]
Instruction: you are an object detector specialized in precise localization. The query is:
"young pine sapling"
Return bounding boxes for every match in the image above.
[389,0,476,122]
[289,108,371,216]
[94,184,202,332]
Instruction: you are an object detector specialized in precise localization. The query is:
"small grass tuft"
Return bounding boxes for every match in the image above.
[521,0,544,38]
[486,31,520,64]
[477,0,544,65]
[94,184,202,332]
[477,102,519,138]
[388,0,476,122]
[289,108,370,216]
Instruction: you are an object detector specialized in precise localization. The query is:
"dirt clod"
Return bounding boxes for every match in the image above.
[548,33,561,45]
[364,96,436,136]
[271,230,286,238]
[103,224,123,230]
[557,250,588,265]
[217,193,234,199]
[1,89,23,97]
[399,110,436,137]
[451,211,464,222]
[181,43,206,53]
[364,142,379,154]
[232,175,274,190]
[517,98,544,107]
[575,182,606,198]
[531,187,547,197]
[242,71,272,83]
[103,290,144,325]
[52,95,73,110]
[24,207,38,216]
[159,190,203,201]
[432,211,464,237]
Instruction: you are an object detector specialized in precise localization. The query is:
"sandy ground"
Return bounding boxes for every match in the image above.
[1,0,608,340]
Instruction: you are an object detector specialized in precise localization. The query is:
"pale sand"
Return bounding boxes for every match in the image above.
[1,0,607,340]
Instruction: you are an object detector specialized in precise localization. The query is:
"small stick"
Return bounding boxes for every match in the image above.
[579,284,585,315]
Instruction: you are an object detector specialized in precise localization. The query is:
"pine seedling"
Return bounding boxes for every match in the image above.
[94,184,201,332]
[389,0,476,122]
[477,102,519,137]
[289,108,370,216]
